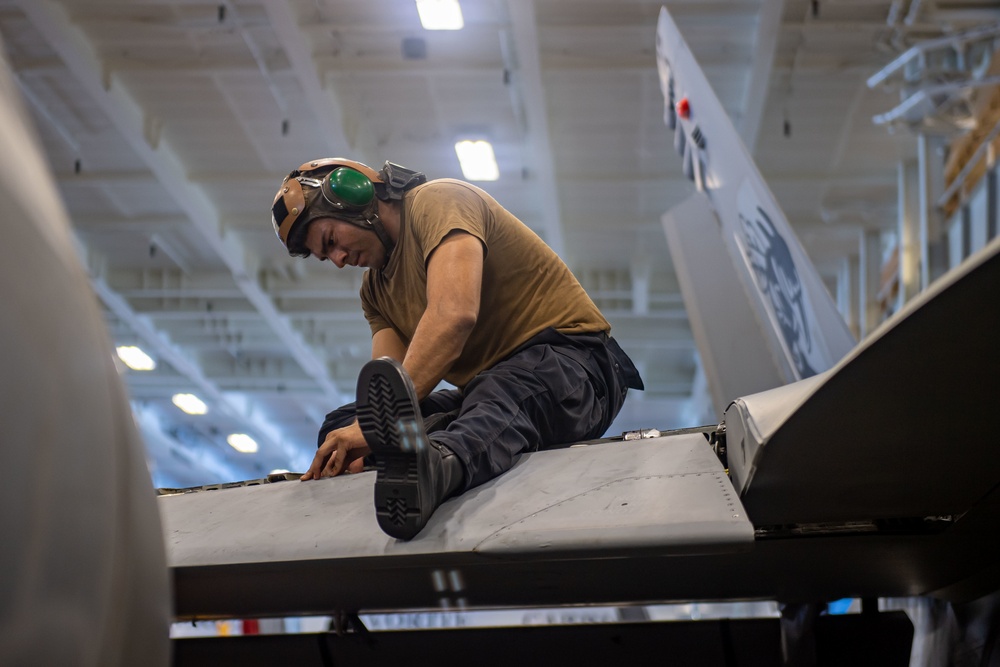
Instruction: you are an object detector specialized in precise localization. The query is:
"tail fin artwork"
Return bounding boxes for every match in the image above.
[656,6,855,415]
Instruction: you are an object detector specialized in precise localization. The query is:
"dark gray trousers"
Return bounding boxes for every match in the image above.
[318,328,643,492]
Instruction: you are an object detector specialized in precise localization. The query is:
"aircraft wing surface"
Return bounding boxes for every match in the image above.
[161,434,753,617]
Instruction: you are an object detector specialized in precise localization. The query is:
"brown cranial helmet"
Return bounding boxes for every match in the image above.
[271,158,384,245]
[271,158,427,258]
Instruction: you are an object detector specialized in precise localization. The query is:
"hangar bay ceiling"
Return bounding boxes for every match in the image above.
[0,0,992,485]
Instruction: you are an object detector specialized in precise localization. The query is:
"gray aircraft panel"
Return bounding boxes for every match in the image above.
[731,235,1000,526]
[164,418,1000,621]
[167,506,998,619]
[474,474,744,556]
[161,434,752,570]
[656,8,856,384]
[0,41,170,666]
[662,194,791,417]
[724,372,828,495]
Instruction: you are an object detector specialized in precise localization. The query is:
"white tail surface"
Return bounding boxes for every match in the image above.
[656,7,855,385]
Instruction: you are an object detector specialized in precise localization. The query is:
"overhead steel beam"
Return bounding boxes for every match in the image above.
[504,0,566,257]
[190,171,898,189]
[560,172,899,186]
[54,170,159,184]
[17,0,341,406]
[14,72,81,153]
[739,0,783,154]
[263,1,353,157]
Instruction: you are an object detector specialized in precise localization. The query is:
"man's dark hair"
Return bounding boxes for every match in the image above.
[286,219,312,258]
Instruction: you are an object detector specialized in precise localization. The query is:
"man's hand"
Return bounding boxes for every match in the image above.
[300,420,370,480]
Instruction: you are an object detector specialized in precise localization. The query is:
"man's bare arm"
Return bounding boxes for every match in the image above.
[402,230,484,398]
[302,233,481,480]
[372,327,407,362]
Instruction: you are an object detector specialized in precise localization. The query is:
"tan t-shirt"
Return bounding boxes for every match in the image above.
[360,179,609,387]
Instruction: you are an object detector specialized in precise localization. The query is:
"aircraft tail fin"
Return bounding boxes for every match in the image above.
[656,7,855,388]
[663,194,790,418]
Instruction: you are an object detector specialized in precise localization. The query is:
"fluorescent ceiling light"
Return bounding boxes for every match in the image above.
[228,433,259,454]
[172,393,207,415]
[416,0,464,30]
[455,140,499,181]
[116,345,156,371]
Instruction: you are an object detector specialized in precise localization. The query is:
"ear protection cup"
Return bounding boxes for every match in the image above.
[271,158,423,257]
[322,167,375,213]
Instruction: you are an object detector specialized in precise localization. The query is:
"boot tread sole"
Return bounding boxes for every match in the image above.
[357,359,431,541]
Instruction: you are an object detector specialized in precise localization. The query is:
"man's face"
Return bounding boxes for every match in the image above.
[304,217,386,269]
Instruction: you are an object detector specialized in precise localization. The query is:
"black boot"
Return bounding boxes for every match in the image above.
[357,357,465,540]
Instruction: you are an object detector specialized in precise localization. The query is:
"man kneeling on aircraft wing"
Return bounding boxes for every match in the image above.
[271,158,644,540]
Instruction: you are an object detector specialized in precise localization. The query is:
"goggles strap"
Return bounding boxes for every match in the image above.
[368,214,396,259]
